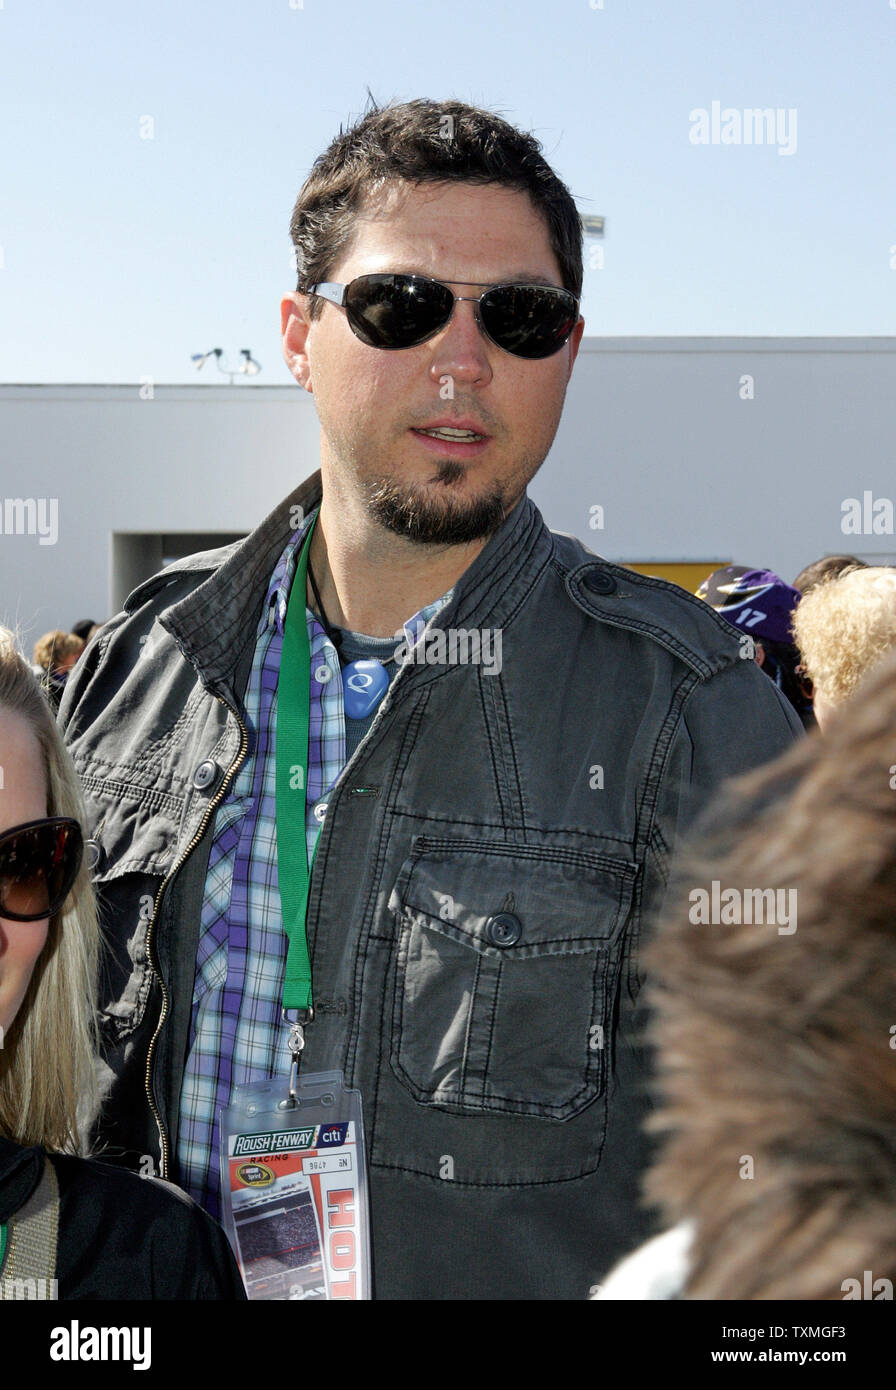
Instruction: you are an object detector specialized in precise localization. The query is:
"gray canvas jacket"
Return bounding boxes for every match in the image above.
[58,469,802,1299]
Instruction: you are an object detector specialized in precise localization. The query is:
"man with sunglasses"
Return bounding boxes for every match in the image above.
[58,97,802,1300]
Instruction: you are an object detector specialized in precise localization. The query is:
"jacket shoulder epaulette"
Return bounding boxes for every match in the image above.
[550,530,747,681]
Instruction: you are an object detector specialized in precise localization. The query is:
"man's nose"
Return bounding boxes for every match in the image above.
[427,296,494,387]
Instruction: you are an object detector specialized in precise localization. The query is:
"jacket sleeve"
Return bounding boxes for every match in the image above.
[670,655,803,842]
[635,656,804,985]
[53,1156,247,1299]
[146,1178,248,1300]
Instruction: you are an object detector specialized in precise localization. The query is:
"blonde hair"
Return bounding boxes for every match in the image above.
[32,630,84,673]
[793,566,896,708]
[0,625,100,1152]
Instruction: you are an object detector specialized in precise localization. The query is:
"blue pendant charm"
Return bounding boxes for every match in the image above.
[342,659,390,720]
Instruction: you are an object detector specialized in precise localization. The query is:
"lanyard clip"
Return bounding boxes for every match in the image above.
[281,1006,314,1104]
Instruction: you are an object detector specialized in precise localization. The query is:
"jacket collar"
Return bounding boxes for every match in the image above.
[0,1135,44,1224]
[156,469,553,703]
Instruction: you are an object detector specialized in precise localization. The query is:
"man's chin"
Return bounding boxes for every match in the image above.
[365,474,509,545]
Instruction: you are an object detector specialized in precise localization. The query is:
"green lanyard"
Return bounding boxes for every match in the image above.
[275,510,323,1015]
[0,1221,7,1270]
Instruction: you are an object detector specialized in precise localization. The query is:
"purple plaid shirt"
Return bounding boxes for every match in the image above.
[176,505,452,1214]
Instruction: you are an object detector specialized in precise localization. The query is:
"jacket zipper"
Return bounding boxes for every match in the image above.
[143,693,249,1179]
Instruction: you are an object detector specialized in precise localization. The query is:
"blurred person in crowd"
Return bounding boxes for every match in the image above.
[792,566,896,732]
[31,632,85,714]
[0,627,246,1299]
[70,619,104,647]
[58,96,802,1300]
[793,553,866,597]
[596,646,896,1299]
[696,566,814,729]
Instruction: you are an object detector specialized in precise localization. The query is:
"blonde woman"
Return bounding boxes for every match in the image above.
[793,565,896,730]
[0,627,245,1299]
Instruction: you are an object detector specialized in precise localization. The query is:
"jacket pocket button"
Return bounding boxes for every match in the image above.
[485,912,522,947]
[192,760,220,791]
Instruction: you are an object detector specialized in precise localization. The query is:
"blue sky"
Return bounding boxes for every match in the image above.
[1,0,894,383]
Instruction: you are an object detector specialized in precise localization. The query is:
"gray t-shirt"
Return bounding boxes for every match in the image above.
[332,625,402,762]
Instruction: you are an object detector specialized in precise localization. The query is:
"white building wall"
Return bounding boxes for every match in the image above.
[534,337,896,581]
[1,336,894,654]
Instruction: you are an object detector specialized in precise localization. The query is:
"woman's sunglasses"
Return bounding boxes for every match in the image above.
[0,817,83,922]
[304,273,580,360]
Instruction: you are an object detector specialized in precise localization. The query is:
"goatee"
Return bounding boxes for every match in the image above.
[365,463,508,544]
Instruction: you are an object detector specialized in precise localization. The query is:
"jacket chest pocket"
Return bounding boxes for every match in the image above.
[78,774,185,1043]
[373,835,638,1186]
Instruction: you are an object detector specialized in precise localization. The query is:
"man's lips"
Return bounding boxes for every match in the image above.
[410,426,491,456]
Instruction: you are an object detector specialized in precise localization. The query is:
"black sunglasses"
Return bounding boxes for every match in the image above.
[0,817,83,922]
[304,274,579,359]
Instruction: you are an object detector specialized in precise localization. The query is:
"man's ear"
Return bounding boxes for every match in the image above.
[566,316,585,380]
[281,292,314,392]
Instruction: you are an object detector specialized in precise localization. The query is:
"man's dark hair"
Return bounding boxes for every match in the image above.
[755,636,815,729]
[70,619,97,643]
[793,554,867,595]
[289,96,584,321]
